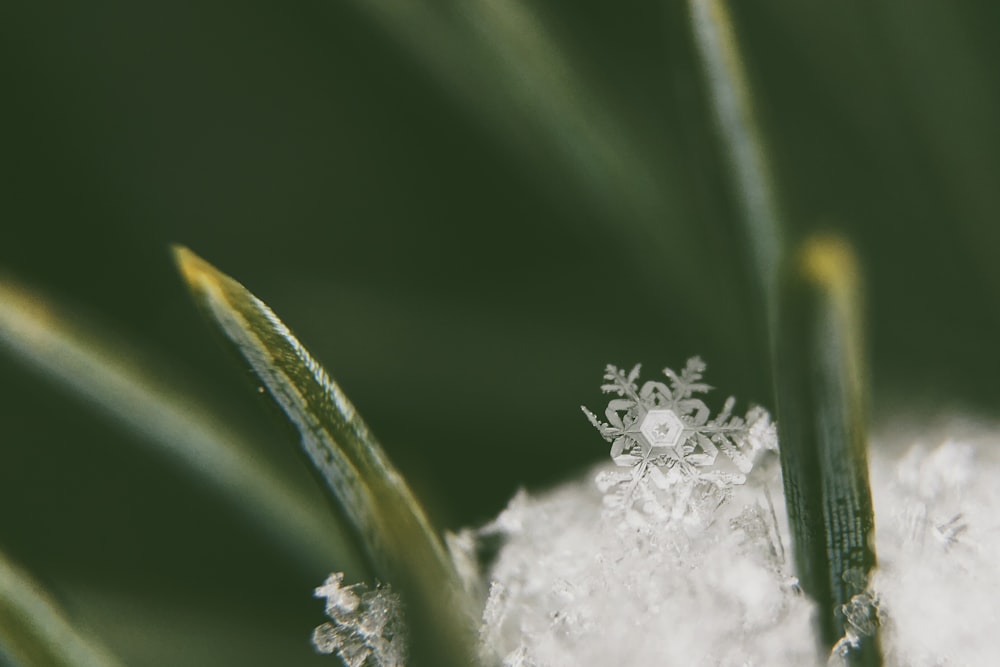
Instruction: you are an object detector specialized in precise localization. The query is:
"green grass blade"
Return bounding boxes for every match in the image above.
[342,0,749,343]
[688,0,785,330]
[775,235,881,666]
[174,246,477,667]
[354,0,672,230]
[0,278,358,576]
[0,549,122,667]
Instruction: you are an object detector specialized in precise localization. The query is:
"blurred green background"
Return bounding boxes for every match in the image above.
[1,1,998,664]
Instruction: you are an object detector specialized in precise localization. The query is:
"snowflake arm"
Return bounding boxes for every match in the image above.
[599,364,642,400]
[662,356,712,399]
[580,406,617,441]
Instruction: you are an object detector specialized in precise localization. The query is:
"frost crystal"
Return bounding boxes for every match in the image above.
[475,459,813,667]
[829,568,881,662]
[582,358,776,522]
[312,573,407,667]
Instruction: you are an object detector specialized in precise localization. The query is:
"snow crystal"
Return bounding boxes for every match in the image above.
[583,357,777,524]
[582,359,776,523]
[312,573,407,667]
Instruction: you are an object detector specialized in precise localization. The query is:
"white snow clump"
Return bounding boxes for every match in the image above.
[475,413,1000,666]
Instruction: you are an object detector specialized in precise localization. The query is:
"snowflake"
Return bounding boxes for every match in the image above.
[312,572,407,667]
[829,568,881,663]
[581,357,776,520]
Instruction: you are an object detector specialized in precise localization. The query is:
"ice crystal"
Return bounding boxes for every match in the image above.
[312,573,407,667]
[581,358,776,522]
[829,568,881,661]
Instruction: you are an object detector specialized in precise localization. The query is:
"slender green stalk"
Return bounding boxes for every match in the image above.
[0,279,360,576]
[174,247,479,667]
[687,0,784,333]
[775,235,881,665]
[0,549,122,667]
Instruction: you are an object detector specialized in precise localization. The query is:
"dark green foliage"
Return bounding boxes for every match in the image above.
[0,0,997,663]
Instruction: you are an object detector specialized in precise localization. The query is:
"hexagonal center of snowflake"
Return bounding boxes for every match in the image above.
[639,409,684,449]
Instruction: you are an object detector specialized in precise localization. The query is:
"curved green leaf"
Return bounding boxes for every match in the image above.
[0,549,122,667]
[174,246,477,667]
[0,278,358,576]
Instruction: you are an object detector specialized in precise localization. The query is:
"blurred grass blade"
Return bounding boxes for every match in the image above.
[174,247,477,667]
[355,0,674,228]
[59,583,330,667]
[775,235,881,666]
[342,0,750,344]
[0,549,122,667]
[688,0,784,330]
[0,278,359,576]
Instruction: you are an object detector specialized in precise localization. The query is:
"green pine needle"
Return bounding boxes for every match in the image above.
[174,246,479,667]
[775,235,881,666]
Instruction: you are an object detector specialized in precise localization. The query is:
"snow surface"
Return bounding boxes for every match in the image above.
[476,415,1000,666]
